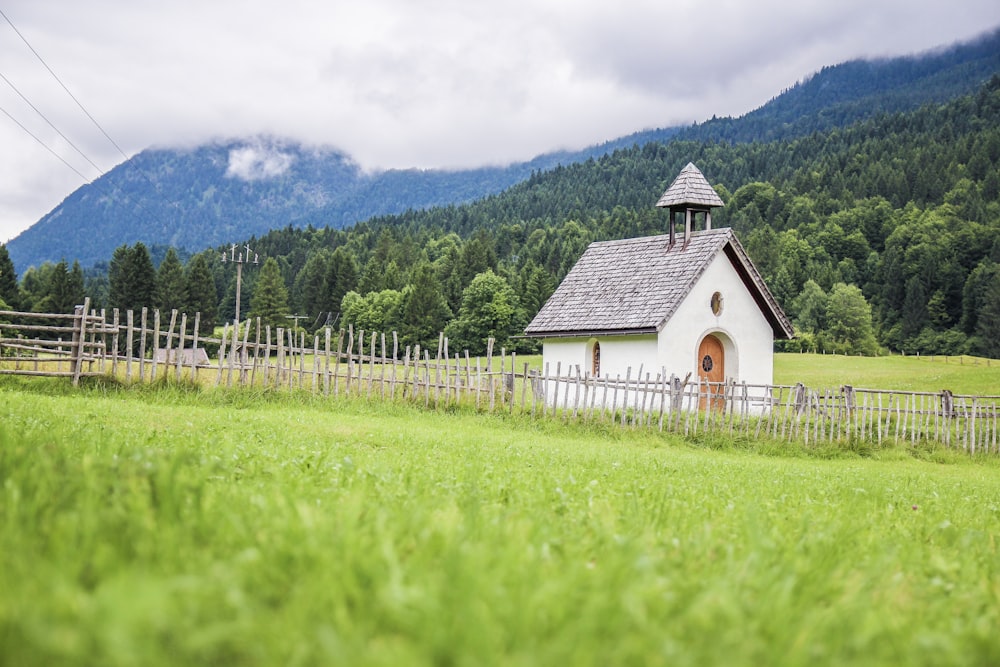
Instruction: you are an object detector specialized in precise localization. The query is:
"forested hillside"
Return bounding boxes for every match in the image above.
[678,27,1000,145]
[6,28,998,272]
[3,57,1000,358]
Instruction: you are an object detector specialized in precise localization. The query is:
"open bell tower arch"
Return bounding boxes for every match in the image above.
[655,162,724,247]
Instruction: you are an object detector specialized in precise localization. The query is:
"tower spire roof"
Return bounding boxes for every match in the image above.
[655,162,724,209]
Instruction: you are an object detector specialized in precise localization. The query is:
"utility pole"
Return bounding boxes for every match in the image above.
[220,243,260,384]
[220,243,259,323]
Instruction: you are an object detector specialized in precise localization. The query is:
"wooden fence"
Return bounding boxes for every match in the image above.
[2,304,998,455]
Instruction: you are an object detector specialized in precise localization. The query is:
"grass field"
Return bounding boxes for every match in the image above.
[775,353,1000,395]
[1,377,999,666]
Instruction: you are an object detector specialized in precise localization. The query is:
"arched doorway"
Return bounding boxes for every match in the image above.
[591,341,601,376]
[698,334,725,411]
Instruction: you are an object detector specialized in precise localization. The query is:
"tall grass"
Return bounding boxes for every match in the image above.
[1,380,999,665]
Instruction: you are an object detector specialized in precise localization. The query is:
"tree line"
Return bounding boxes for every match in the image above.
[3,76,1000,358]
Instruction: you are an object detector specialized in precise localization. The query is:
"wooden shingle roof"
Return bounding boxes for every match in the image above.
[655,162,724,209]
[524,228,794,339]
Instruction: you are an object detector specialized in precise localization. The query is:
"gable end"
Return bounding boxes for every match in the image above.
[721,239,795,339]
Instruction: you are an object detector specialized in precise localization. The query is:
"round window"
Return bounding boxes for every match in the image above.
[701,355,714,372]
[710,291,723,316]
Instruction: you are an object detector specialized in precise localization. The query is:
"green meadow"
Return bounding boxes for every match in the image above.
[1,370,999,666]
[774,352,1000,395]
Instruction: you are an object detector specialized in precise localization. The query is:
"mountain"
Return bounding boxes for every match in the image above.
[6,138,608,272]
[6,27,999,272]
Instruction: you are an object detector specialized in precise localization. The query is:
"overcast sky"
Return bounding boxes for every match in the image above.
[2,1,999,244]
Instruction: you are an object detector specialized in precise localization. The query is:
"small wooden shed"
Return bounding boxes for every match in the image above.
[524,163,793,398]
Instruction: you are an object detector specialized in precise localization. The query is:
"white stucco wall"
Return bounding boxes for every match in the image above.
[658,251,775,387]
[539,335,660,409]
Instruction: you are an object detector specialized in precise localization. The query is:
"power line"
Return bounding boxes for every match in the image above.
[0,7,129,163]
[0,70,104,177]
[0,7,184,247]
[0,9,185,200]
[0,103,91,181]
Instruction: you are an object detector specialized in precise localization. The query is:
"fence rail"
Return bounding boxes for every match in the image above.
[2,305,998,454]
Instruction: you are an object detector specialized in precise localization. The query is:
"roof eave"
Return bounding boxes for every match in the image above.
[523,326,659,339]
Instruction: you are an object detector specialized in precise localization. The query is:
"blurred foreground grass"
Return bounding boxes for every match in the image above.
[0,379,998,666]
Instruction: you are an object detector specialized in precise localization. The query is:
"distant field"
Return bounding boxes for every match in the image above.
[775,352,1000,395]
[1,379,998,666]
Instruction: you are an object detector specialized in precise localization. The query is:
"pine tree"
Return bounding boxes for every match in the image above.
[323,247,359,322]
[292,250,331,319]
[456,235,497,289]
[68,261,85,310]
[358,230,395,294]
[520,262,556,317]
[131,243,157,311]
[107,245,129,310]
[0,244,19,310]
[249,257,290,329]
[975,273,1000,359]
[435,244,465,314]
[109,243,156,312]
[901,276,928,342]
[960,261,999,335]
[155,248,186,312]
[183,253,219,334]
[400,263,452,351]
[41,259,84,314]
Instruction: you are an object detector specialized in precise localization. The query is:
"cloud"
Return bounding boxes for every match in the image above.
[1,0,1000,244]
[225,143,295,181]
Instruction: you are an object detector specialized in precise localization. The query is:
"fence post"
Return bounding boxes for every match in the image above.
[175,312,187,382]
[125,309,134,382]
[191,312,202,382]
[941,390,954,448]
[242,320,254,387]
[70,298,90,386]
[250,318,261,387]
[380,333,387,400]
[324,327,332,396]
[215,323,228,388]
[111,308,120,377]
[139,307,148,381]
[165,309,178,380]
[149,309,161,382]
[334,329,344,396]
[313,334,321,394]
[487,338,496,411]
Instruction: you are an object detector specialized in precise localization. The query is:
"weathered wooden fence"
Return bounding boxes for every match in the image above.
[0,299,110,384]
[1,305,998,454]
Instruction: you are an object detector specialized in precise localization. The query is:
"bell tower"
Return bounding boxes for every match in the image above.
[656,162,724,247]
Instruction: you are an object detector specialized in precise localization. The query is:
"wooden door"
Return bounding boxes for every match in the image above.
[698,334,725,411]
